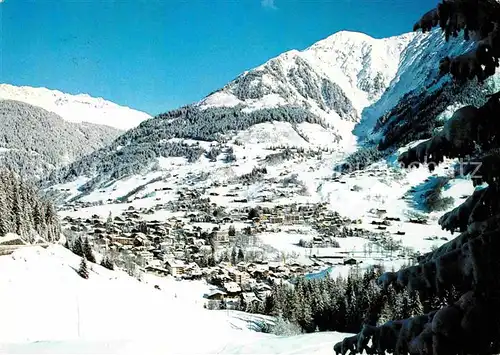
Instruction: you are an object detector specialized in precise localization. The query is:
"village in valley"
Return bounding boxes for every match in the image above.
[55,168,430,312]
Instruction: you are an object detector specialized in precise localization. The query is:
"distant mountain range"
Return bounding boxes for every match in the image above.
[0,84,151,130]
[0,84,153,180]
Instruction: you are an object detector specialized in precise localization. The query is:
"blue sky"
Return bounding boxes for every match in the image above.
[0,0,437,115]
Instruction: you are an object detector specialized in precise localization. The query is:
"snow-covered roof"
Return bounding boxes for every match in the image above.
[166,259,186,268]
[223,282,242,293]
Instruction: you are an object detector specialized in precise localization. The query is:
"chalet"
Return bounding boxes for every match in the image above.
[229,270,249,285]
[205,290,226,301]
[108,235,135,246]
[166,259,186,277]
[268,215,284,224]
[240,292,261,310]
[215,231,229,243]
[93,228,106,235]
[268,262,285,273]
[145,265,169,276]
[254,283,272,300]
[94,237,109,246]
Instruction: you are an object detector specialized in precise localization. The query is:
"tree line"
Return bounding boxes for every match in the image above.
[244,266,457,334]
[46,105,330,191]
[0,169,60,242]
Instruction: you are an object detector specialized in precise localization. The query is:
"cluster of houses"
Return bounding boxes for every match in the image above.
[60,182,409,310]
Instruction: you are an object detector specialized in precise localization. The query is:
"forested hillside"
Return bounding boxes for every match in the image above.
[47,105,329,190]
[0,169,60,243]
[0,100,121,179]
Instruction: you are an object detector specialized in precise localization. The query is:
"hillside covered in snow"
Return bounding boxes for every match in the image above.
[47,27,499,199]
[0,84,151,130]
[0,245,350,354]
[0,100,122,179]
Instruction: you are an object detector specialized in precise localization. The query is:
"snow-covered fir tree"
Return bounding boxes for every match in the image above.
[0,169,60,243]
[78,257,89,279]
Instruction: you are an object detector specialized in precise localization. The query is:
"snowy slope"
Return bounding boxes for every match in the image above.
[0,84,151,130]
[0,245,351,354]
[200,31,416,122]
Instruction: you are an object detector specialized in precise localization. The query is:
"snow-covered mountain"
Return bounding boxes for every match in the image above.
[43,27,500,238]
[49,28,497,193]
[0,100,122,179]
[0,84,151,130]
[200,31,416,120]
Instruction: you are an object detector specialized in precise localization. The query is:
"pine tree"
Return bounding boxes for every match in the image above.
[83,237,96,263]
[407,290,423,317]
[237,248,245,262]
[106,211,113,232]
[100,256,114,271]
[219,299,227,310]
[228,224,236,237]
[0,190,8,237]
[230,247,237,265]
[78,257,89,279]
[72,236,84,257]
[0,169,60,243]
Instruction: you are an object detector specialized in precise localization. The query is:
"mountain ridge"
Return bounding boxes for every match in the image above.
[198,30,417,125]
[0,100,122,179]
[0,84,151,130]
[46,28,500,200]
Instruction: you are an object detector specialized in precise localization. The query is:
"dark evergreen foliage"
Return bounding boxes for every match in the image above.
[46,105,328,192]
[251,267,432,335]
[248,208,260,220]
[100,256,115,270]
[0,100,119,180]
[0,169,60,242]
[377,83,485,151]
[72,236,84,258]
[78,257,89,279]
[335,147,385,173]
[83,237,96,263]
[340,1,500,354]
[421,177,454,212]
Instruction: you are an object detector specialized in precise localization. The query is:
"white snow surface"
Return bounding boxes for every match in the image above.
[0,245,350,354]
[0,84,151,130]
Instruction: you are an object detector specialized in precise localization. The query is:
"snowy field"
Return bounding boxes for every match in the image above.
[0,245,351,354]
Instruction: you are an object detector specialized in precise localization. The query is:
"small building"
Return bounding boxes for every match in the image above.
[343,258,359,265]
[223,282,242,295]
[166,259,186,277]
[230,270,249,285]
[145,265,169,276]
[240,292,262,311]
[205,290,227,301]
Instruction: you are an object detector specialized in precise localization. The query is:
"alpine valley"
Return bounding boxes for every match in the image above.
[0,27,497,353]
